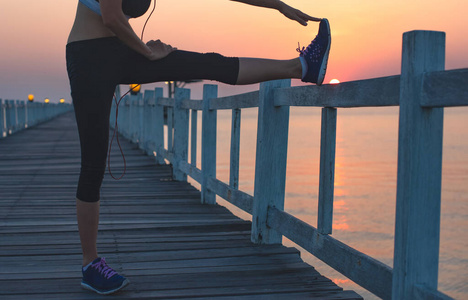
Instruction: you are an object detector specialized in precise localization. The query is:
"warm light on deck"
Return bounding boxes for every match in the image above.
[60,98,65,104]
[44,98,50,104]
[130,84,141,95]
[28,94,34,102]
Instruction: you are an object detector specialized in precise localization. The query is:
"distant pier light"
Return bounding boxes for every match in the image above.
[130,84,141,95]
[60,98,65,104]
[44,98,50,104]
[28,94,34,102]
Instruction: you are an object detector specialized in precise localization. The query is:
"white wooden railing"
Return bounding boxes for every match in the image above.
[110,31,467,300]
[0,99,72,139]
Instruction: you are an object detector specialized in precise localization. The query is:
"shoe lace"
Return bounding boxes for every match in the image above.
[296,36,322,63]
[91,258,118,279]
[296,42,307,55]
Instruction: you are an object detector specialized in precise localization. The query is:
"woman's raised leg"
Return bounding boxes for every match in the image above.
[236,57,302,85]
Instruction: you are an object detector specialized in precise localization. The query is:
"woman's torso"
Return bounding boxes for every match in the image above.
[67,2,115,44]
[67,0,152,44]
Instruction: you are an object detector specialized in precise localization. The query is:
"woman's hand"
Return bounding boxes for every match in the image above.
[145,40,178,61]
[230,1,321,26]
[277,2,321,26]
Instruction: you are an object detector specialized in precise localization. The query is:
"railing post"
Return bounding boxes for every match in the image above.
[201,84,218,205]
[14,100,20,132]
[123,96,131,139]
[6,100,13,135]
[229,108,241,190]
[317,107,337,235]
[393,30,446,300]
[138,92,145,146]
[251,79,291,244]
[190,110,198,166]
[167,105,174,153]
[154,88,165,165]
[142,90,155,155]
[0,99,5,138]
[173,88,190,181]
[24,100,29,129]
[130,94,140,143]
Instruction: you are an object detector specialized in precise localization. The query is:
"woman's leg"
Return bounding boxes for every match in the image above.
[76,199,100,266]
[236,57,302,85]
[121,47,303,86]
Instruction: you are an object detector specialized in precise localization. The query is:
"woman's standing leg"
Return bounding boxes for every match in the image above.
[76,199,99,266]
[67,37,129,295]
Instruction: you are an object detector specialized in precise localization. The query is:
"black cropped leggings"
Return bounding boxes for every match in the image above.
[66,37,239,202]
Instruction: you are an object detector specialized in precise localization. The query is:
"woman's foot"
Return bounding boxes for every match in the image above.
[81,257,130,295]
[298,18,331,85]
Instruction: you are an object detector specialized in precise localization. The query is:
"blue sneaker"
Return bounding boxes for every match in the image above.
[298,18,331,85]
[81,257,129,295]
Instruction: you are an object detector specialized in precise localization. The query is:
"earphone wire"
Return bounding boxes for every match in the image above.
[107,0,157,180]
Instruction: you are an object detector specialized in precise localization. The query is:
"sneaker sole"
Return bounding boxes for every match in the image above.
[316,18,331,86]
[81,278,130,295]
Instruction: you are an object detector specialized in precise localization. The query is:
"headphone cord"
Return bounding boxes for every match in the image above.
[107,0,157,180]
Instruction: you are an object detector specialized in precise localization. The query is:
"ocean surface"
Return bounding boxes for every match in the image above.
[187,106,468,300]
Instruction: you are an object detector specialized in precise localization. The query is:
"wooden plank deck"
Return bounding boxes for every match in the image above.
[0,112,362,299]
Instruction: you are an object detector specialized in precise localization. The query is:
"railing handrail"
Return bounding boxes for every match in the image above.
[0,99,72,139]
[111,30,467,300]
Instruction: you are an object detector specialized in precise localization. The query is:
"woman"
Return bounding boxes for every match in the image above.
[67,0,330,295]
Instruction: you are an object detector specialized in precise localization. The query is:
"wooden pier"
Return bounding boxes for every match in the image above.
[0,112,362,299]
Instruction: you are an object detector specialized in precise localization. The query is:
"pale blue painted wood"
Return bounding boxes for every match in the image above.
[317,107,337,235]
[181,99,203,110]
[267,206,392,299]
[229,108,241,190]
[142,90,154,155]
[132,94,142,144]
[0,100,5,138]
[173,88,190,181]
[158,97,175,107]
[137,93,145,146]
[209,91,259,110]
[16,101,25,130]
[251,79,291,244]
[414,284,453,300]
[153,88,165,165]
[125,96,132,140]
[26,102,34,128]
[121,96,130,139]
[421,68,468,107]
[393,30,446,300]
[207,178,253,214]
[201,84,217,205]
[24,101,29,129]
[178,160,202,184]
[191,110,197,166]
[128,95,135,141]
[7,100,15,135]
[167,107,173,152]
[158,146,174,163]
[14,100,20,132]
[274,76,400,108]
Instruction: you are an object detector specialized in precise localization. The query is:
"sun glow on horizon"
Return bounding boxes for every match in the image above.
[330,79,340,84]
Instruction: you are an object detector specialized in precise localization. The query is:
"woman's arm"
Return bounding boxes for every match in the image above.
[230,0,320,25]
[99,0,175,60]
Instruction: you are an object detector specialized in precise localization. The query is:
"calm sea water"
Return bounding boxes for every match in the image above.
[187,106,468,300]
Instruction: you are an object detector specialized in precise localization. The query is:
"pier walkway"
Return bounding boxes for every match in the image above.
[0,112,361,299]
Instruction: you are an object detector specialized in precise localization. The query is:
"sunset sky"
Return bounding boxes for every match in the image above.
[0,0,467,103]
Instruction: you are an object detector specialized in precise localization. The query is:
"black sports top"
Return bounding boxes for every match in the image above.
[79,0,152,18]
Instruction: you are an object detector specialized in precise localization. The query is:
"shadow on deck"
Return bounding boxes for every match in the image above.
[0,112,362,299]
